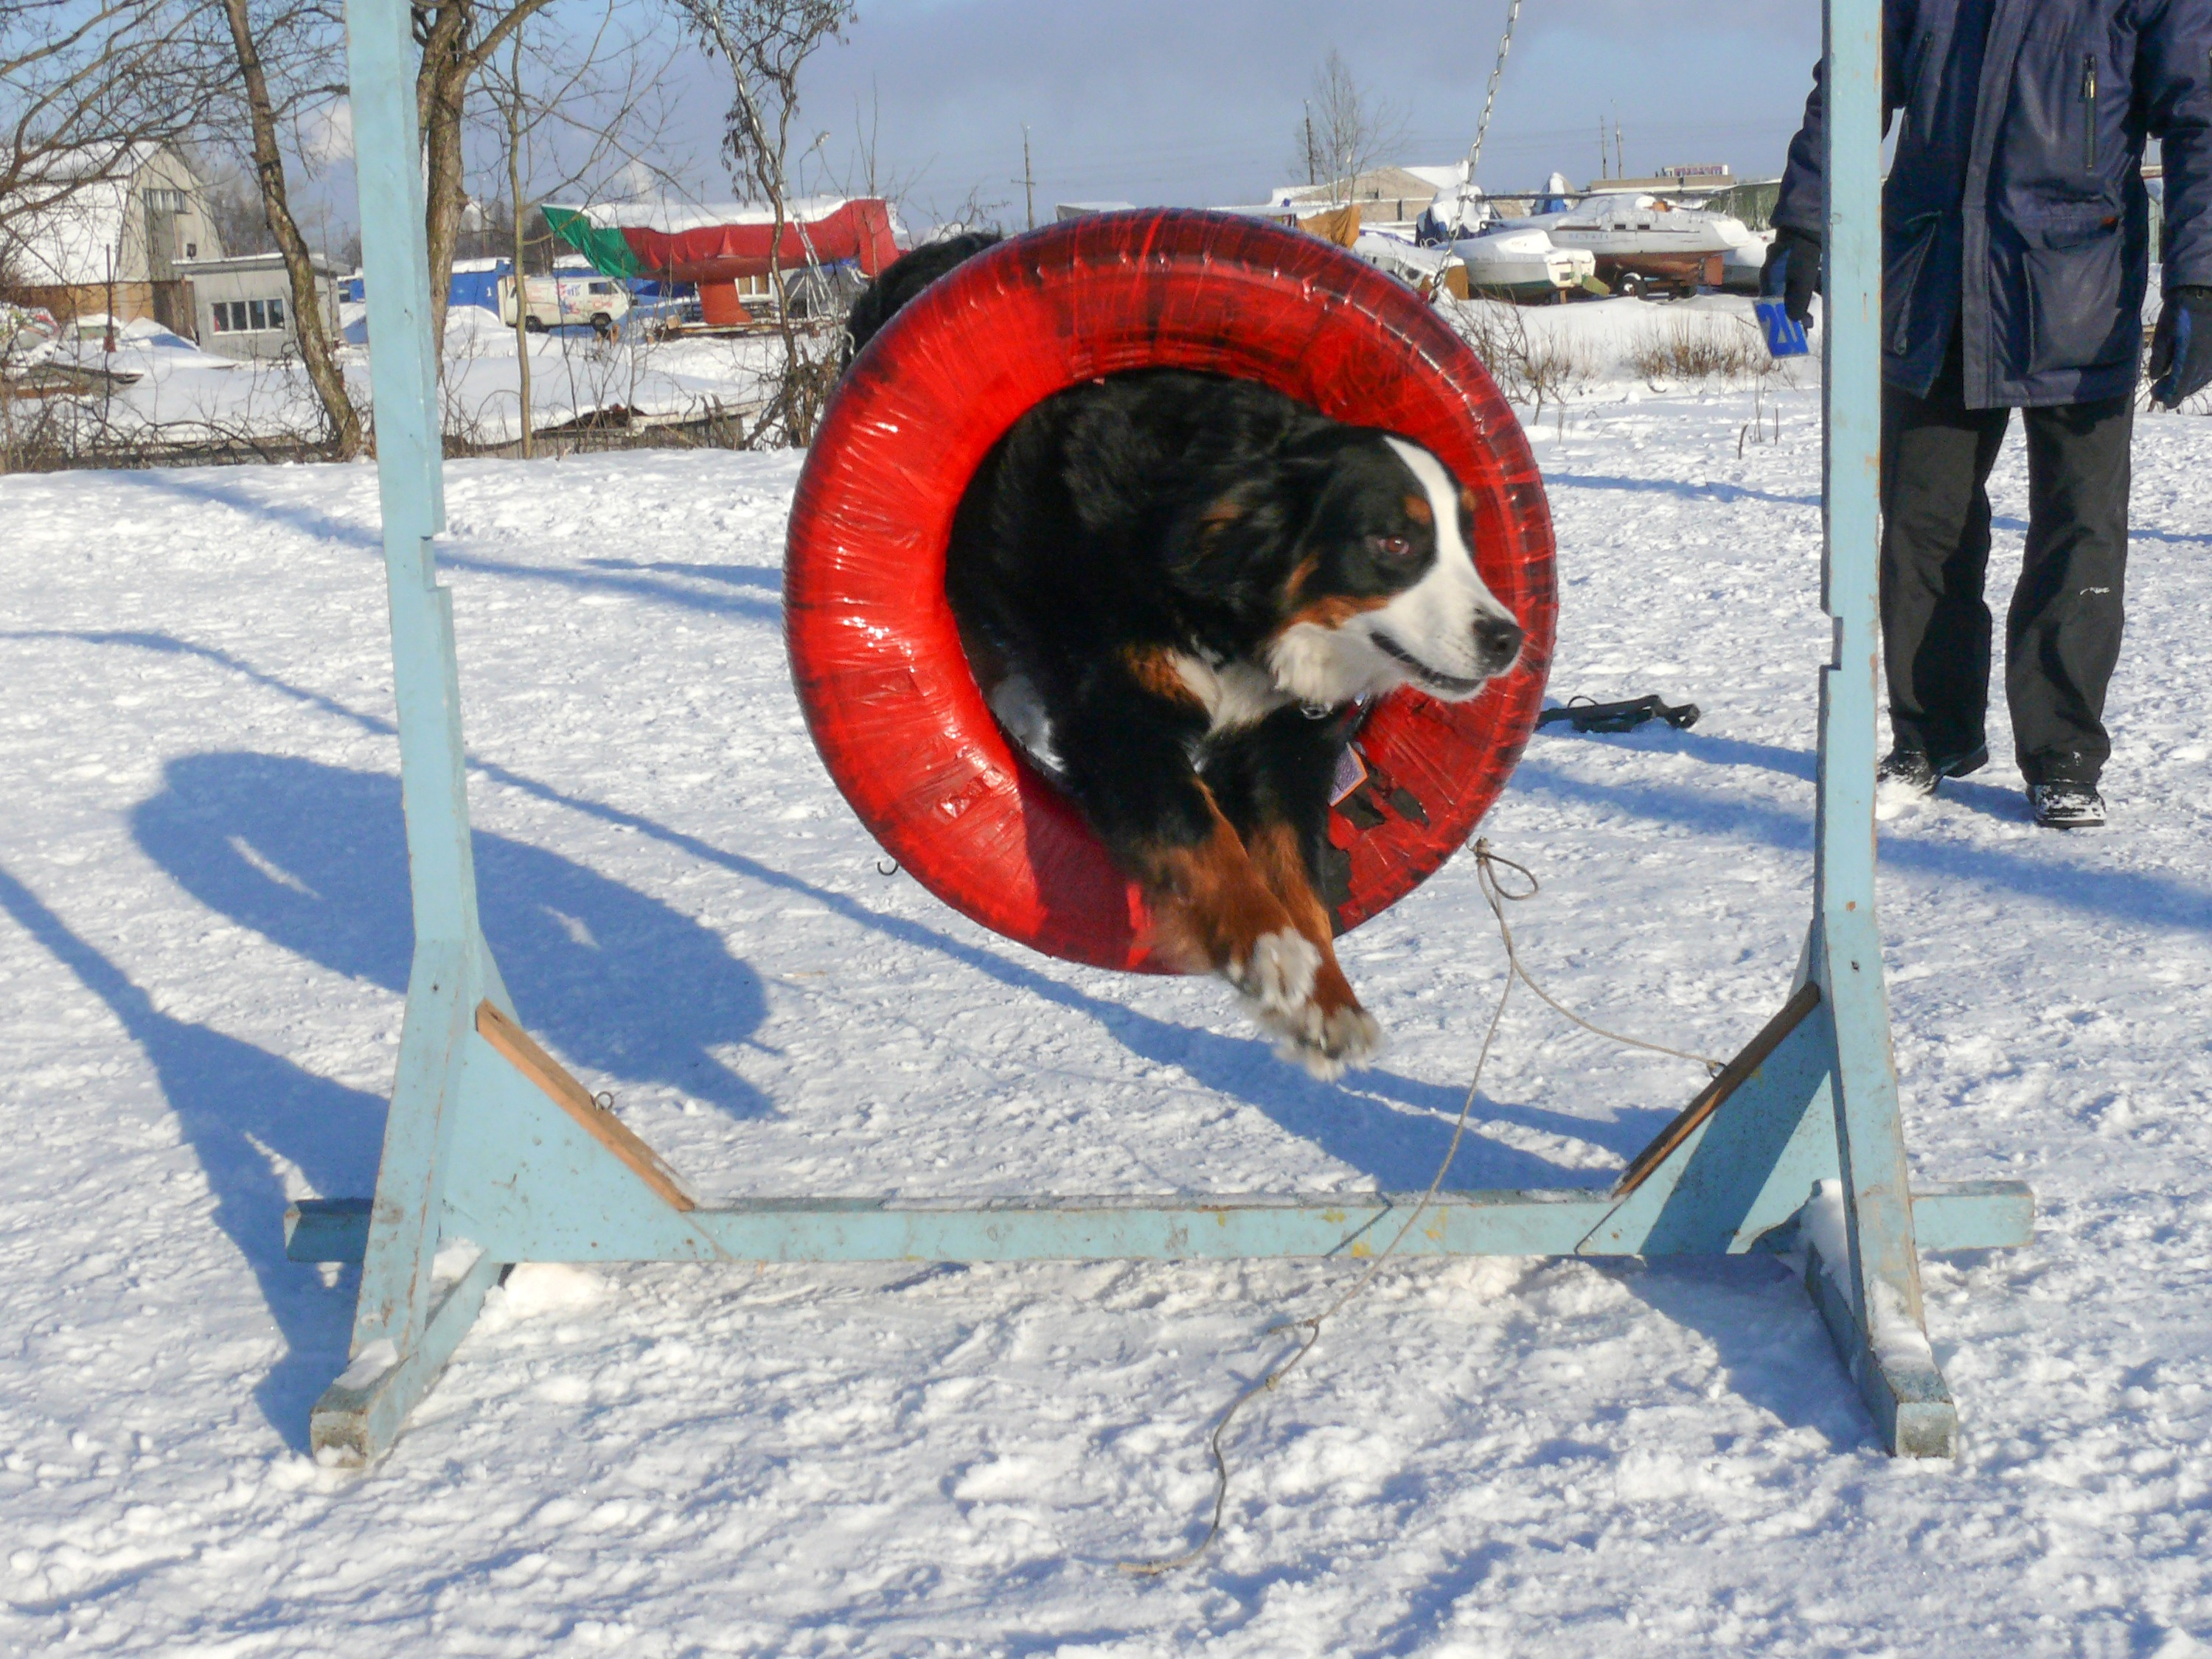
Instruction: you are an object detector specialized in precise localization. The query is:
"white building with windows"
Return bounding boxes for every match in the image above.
[0,142,221,333]
[172,251,342,361]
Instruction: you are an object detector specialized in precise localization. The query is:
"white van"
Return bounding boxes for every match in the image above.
[501,273,631,334]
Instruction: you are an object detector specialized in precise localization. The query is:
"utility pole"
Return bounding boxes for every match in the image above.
[1615,116,1624,181]
[1022,125,1035,230]
[1304,102,1316,187]
[1599,116,1607,179]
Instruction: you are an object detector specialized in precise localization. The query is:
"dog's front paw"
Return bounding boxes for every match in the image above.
[1229,928,1321,1018]
[1272,1001,1385,1079]
[1226,931,1385,1077]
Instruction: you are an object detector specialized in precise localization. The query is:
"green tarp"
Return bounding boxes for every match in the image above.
[540,206,641,280]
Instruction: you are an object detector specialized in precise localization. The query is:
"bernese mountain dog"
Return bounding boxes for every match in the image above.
[844,234,1525,1077]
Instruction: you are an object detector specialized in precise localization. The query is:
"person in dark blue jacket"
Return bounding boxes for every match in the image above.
[1770,0,2212,827]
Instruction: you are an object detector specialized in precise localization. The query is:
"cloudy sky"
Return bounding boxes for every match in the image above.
[655,0,1826,224]
[296,0,1829,242]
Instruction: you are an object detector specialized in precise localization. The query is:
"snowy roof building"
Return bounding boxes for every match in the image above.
[0,142,221,334]
[1271,164,1463,213]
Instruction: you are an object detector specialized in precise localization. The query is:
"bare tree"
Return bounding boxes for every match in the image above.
[414,0,576,347]
[203,170,275,254]
[815,79,924,209]
[479,2,678,456]
[807,79,995,254]
[209,0,361,453]
[0,0,212,255]
[494,31,537,455]
[1286,49,1406,203]
[671,0,853,446]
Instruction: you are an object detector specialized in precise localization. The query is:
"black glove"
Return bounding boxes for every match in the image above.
[2149,286,2212,408]
[1764,224,1821,330]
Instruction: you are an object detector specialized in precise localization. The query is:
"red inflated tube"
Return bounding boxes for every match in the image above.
[785,209,1555,973]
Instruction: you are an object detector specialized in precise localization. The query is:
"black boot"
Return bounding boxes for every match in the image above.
[2029,782,2105,829]
[1877,742,1988,799]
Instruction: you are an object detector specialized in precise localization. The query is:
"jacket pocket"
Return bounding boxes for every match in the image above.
[1883,212,1942,355]
[2018,215,2129,375]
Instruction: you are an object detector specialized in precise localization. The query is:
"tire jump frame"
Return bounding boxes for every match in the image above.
[293,0,2031,1467]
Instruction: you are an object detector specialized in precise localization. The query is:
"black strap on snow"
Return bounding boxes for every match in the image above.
[1536,694,1700,735]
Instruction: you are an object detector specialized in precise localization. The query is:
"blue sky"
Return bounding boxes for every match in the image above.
[703,0,1826,223]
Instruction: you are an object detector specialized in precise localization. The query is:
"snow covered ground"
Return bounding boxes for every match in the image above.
[4,379,2211,1655]
[17,309,777,450]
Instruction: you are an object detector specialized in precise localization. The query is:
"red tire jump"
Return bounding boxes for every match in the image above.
[785,209,1556,973]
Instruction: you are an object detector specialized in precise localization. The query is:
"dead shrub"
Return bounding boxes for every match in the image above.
[1626,313,1769,387]
[1443,298,1599,423]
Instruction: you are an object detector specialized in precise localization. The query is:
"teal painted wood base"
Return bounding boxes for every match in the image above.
[310,1253,501,1469]
[1804,1228,1962,1459]
[293,969,2034,1466]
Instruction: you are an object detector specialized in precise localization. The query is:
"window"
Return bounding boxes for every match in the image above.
[145,187,187,212]
[184,241,197,259]
[212,299,286,333]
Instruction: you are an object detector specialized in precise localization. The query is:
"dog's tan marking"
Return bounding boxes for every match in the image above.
[1247,821,1363,1018]
[1459,484,1480,521]
[1121,644,1203,707]
[1195,495,1247,538]
[1273,591,1393,636]
[1133,799,1298,979]
[1403,493,1433,525]
[1285,552,1320,602]
[1131,793,1382,1074]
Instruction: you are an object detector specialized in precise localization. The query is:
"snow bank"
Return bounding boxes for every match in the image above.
[10,312,775,451]
[1447,292,1829,399]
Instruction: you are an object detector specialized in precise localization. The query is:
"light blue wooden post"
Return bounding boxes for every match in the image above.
[310,0,507,1465]
[299,0,2023,1467]
[1804,0,1958,1456]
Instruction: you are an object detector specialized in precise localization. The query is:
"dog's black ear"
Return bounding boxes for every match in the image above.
[1164,461,1333,594]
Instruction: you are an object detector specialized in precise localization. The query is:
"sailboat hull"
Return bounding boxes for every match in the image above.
[1447,232,1596,301]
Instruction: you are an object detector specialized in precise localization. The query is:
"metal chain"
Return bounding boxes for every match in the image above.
[1468,0,1526,181]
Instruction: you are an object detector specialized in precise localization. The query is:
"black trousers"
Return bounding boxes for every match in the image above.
[1879,337,2132,785]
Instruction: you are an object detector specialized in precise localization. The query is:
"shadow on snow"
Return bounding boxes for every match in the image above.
[110,467,783,623]
[0,861,368,1449]
[129,751,774,1121]
[23,626,1610,1196]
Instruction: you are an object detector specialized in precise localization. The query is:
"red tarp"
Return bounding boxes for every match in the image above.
[613,200,900,284]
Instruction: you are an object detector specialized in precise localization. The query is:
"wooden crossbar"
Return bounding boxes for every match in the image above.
[1613,981,1824,1199]
[474,1000,695,1212]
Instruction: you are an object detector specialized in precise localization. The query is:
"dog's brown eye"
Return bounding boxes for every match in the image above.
[1369,534,1416,561]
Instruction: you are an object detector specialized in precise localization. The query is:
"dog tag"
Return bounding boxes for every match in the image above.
[1330,745,1368,807]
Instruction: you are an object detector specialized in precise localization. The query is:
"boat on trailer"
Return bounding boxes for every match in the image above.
[1528,193,1759,298]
